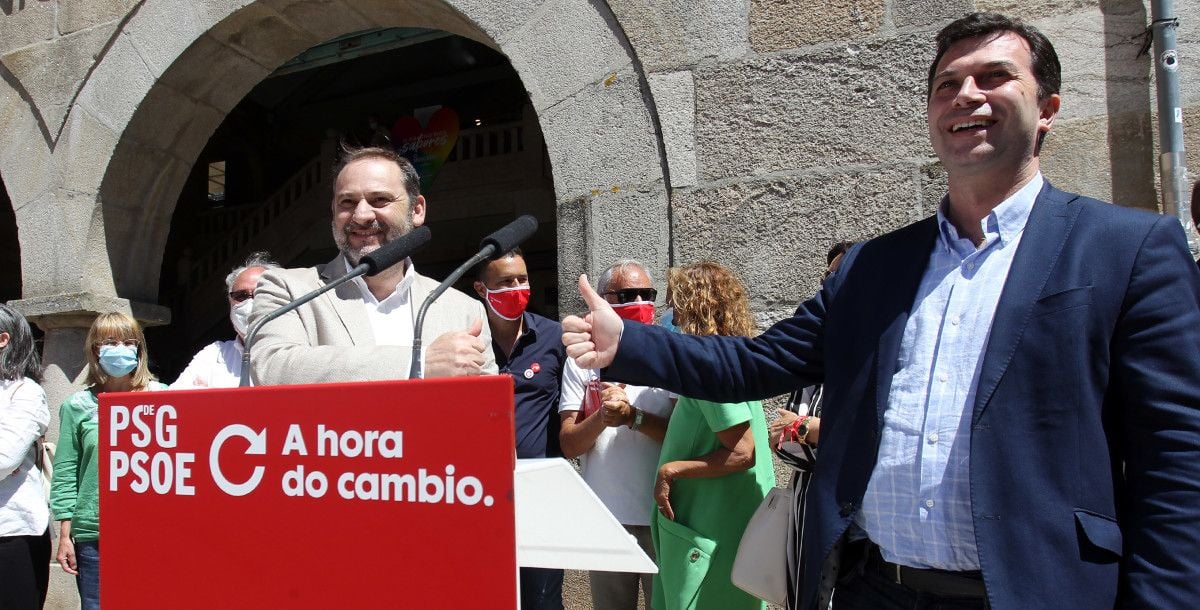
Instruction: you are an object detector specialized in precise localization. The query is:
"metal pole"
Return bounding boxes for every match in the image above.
[1149,0,1199,254]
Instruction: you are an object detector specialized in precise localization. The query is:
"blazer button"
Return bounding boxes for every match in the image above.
[839,502,854,518]
[689,549,701,562]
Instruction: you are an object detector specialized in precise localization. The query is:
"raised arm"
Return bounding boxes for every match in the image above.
[563,273,829,402]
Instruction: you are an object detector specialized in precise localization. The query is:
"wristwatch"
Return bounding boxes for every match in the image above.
[796,415,811,443]
[630,408,644,431]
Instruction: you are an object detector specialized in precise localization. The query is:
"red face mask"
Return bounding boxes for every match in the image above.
[485,285,530,320]
[612,301,656,325]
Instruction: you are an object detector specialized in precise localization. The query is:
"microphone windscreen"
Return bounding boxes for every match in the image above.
[479,215,538,259]
[361,226,432,276]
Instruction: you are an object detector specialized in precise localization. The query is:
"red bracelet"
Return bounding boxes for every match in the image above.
[783,416,808,443]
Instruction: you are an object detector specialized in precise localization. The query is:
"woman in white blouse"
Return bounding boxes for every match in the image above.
[0,303,51,609]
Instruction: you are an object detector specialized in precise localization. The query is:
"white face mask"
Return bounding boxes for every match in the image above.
[230,299,253,338]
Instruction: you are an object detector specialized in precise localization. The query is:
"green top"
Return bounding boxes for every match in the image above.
[651,397,773,610]
[49,383,167,542]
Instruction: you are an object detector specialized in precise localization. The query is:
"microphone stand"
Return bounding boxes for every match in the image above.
[408,246,496,380]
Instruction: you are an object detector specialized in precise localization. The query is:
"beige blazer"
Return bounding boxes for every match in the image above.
[248,254,496,385]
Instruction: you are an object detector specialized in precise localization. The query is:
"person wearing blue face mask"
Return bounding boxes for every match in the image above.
[50,312,166,610]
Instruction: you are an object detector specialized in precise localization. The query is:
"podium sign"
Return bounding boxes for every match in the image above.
[99,376,516,608]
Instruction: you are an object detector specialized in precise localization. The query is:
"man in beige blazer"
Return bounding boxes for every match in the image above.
[249,147,496,385]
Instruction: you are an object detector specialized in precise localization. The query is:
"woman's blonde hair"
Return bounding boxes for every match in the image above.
[668,261,757,338]
[84,312,155,388]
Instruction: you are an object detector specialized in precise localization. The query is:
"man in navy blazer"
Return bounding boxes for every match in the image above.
[563,12,1200,610]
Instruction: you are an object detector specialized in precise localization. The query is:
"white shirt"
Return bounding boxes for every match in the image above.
[0,377,50,537]
[348,257,417,347]
[559,359,675,526]
[170,339,246,389]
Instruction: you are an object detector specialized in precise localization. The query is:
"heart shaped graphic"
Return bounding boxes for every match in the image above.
[391,107,460,191]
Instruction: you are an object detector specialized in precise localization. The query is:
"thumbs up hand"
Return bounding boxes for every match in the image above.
[562,274,623,369]
[425,317,487,378]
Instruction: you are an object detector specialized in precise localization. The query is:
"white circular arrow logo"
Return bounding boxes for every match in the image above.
[209,424,267,496]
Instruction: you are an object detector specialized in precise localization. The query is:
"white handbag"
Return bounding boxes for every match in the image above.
[731,486,791,605]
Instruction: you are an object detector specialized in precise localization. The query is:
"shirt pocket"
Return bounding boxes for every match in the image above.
[656,514,718,610]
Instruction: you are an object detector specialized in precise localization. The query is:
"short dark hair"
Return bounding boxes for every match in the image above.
[827,241,856,266]
[0,303,43,383]
[1190,181,1199,229]
[927,12,1061,100]
[473,247,524,282]
[334,145,422,203]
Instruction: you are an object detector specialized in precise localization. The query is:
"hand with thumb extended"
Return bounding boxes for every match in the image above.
[466,317,483,337]
[562,274,623,369]
[425,319,487,378]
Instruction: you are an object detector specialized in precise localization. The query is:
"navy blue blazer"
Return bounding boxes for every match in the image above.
[605,184,1200,609]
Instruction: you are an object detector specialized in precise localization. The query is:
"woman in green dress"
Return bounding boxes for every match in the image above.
[50,312,167,610]
[649,261,774,610]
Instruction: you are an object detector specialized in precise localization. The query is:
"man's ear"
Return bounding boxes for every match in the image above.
[410,195,427,227]
[472,280,486,300]
[1038,93,1061,134]
[0,331,9,349]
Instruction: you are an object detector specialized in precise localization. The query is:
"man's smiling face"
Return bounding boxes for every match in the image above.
[927,31,1060,178]
[331,157,426,264]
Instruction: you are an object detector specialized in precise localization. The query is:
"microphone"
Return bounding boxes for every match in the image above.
[408,215,538,379]
[479,214,538,260]
[239,226,432,386]
[361,226,430,276]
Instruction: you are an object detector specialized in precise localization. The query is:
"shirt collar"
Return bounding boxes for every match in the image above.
[519,312,538,342]
[500,312,537,349]
[346,256,416,306]
[936,172,1042,254]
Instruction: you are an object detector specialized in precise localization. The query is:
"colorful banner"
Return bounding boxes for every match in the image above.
[100,377,516,608]
[392,107,460,191]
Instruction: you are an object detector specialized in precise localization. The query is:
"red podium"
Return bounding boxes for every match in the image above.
[99,376,516,608]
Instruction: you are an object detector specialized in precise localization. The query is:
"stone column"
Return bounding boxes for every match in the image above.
[36,320,92,440]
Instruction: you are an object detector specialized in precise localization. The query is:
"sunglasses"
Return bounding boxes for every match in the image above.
[229,290,255,303]
[603,288,657,304]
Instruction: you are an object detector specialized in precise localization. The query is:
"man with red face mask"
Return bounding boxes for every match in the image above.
[473,248,569,610]
[558,260,675,610]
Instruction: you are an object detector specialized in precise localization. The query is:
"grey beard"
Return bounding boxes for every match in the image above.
[333,216,414,264]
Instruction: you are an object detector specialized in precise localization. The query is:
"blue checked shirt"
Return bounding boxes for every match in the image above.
[855,174,1043,570]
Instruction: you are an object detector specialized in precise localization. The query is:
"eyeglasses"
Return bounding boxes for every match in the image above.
[98,339,139,348]
[603,288,658,304]
[229,290,255,303]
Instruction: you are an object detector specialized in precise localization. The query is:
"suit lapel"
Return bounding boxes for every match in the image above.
[972,184,1081,421]
[319,254,375,346]
[409,273,436,337]
[410,273,434,313]
[874,217,940,427]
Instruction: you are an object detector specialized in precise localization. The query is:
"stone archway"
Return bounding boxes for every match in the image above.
[1,0,673,412]
[84,0,669,312]
[0,175,19,303]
